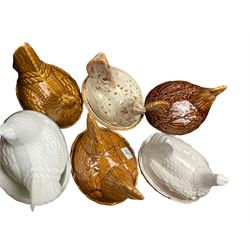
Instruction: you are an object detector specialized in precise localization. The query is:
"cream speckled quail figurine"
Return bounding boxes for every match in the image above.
[82,53,145,130]
[0,110,70,210]
[145,81,226,135]
[138,133,228,202]
[71,114,144,205]
[13,43,83,128]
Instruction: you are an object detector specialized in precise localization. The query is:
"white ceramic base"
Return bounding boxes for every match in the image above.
[0,160,71,205]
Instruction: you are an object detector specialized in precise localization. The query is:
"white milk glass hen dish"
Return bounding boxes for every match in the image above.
[138,133,228,202]
[0,110,71,210]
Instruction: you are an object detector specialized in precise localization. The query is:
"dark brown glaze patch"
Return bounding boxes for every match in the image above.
[145,81,226,135]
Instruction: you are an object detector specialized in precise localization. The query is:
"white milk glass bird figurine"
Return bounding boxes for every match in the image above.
[0,110,70,210]
[138,133,228,202]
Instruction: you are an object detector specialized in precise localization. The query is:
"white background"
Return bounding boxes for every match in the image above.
[0,1,249,249]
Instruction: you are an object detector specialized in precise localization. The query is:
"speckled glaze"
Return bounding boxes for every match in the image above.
[145,81,226,135]
[82,53,145,130]
[13,43,83,128]
[0,111,70,210]
[138,133,228,202]
[70,114,144,205]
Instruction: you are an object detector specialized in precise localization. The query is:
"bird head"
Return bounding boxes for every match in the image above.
[0,111,45,144]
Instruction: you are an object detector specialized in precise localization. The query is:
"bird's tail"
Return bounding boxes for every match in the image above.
[102,166,144,201]
[190,85,227,115]
[28,175,62,208]
[13,42,42,73]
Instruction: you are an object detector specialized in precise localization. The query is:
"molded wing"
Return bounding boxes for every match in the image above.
[39,124,68,174]
[0,138,23,184]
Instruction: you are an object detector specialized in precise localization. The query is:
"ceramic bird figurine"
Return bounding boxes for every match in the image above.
[145,81,226,135]
[71,114,144,205]
[13,43,83,128]
[0,110,70,210]
[138,133,228,202]
[82,53,145,130]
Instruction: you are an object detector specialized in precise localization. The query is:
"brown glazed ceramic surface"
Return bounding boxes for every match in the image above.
[70,114,144,205]
[145,81,226,135]
[13,43,83,128]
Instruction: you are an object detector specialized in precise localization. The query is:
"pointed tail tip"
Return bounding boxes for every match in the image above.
[13,42,41,72]
[19,42,32,52]
[87,52,110,76]
[87,112,98,129]
[14,42,32,57]
[132,104,146,115]
[216,174,229,186]
[86,112,103,142]
[24,42,31,47]
[211,85,227,96]
[30,204,35,212]
[30,177,62,206]
[127,187,144,200]
[93,52,107,62]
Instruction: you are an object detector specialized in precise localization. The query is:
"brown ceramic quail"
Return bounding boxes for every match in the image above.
[145,81,226,135]
[70,114,144,205]
[13,43,83,128]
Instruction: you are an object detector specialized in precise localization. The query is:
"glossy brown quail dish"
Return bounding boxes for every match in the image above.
[13,43,83,128]
[70,114,144,205]
[145,81,226,135]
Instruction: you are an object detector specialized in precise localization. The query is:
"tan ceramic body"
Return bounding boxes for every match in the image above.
[14,43,83,128]
[82,66,144,130]
[70,116,143,205]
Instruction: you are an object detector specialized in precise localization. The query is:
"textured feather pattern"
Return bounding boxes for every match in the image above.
[71,114,143,205]
[14,43,83,128]
[145,81,204,134]
[0,111,68,206]
[0,138,23,183]
[145,82,226,135]
[139,133,218,201]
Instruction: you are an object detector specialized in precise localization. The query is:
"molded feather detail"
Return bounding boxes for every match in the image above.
[13,43,83,128]
[190,85,227,116]
[30,175,61,206]
[0,111,70,209]
[71,113,144,205]
[145,81,226,135]
[102,167,144,201]
[139,133,228,202]
[13,43,42,73]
